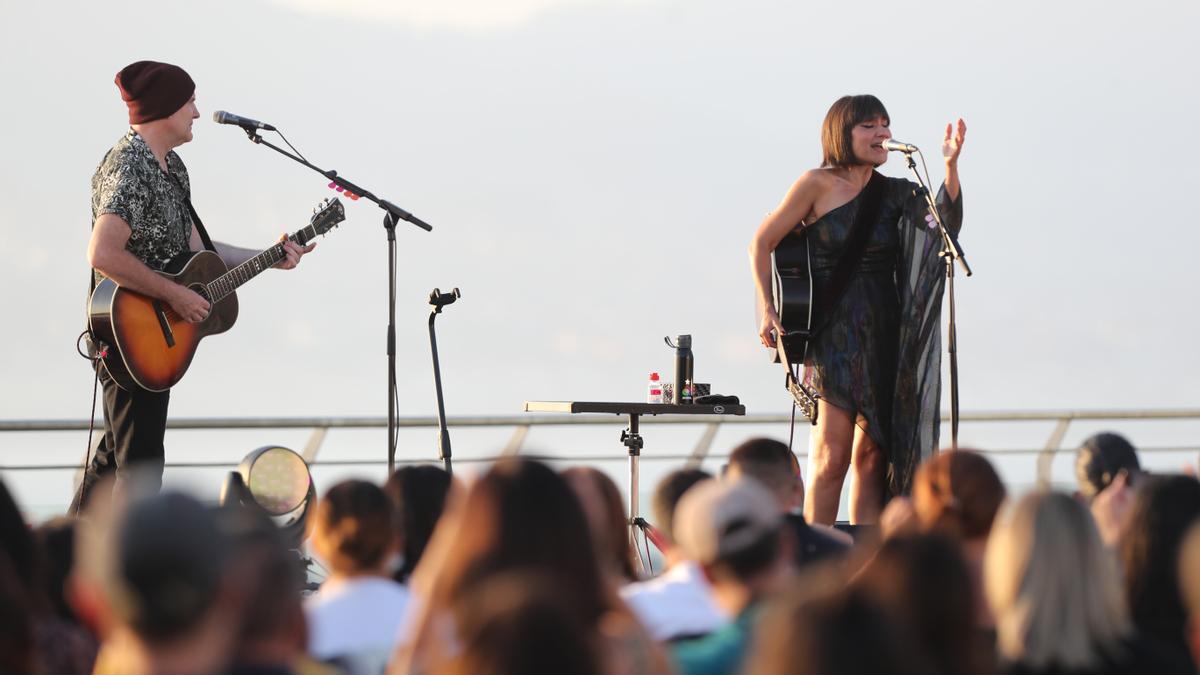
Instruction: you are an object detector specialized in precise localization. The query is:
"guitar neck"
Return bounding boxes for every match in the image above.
[205,225,317,303]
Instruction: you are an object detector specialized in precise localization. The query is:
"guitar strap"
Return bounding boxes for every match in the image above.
[780,170,888,426]
[810,169,887,337]
[171,174,217,254]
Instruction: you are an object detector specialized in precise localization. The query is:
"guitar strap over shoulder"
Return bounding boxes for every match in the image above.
[170,174,217,254]
[810,169,887,336]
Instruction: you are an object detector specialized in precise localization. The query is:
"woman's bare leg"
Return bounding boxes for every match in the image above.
[848,419,885,524]
[803,400,855,525]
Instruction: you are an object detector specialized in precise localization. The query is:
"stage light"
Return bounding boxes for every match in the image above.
[220,445,315,547]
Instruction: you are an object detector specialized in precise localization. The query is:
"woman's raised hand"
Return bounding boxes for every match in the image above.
[942,118,967,165]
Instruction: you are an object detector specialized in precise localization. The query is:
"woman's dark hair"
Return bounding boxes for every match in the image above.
[435,572,602,675]
[855,535,989,675]
[821,95,890,168]
[0,550,36,675]
[746,581,923,675]
[1119,474,1200,658]
[0,479,36,589]
[1075,432,1140,501]
[315,479,395,573]
[430,459,610,628]
[562,467,638,582]
[0,478,47,618]
[384,465,451,583]
[34,516,80,624]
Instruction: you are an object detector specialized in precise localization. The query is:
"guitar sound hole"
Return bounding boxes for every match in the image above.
[191,284,211,303]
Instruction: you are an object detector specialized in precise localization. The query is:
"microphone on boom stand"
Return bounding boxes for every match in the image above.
[881,139,919,153]
[212,110,277,131]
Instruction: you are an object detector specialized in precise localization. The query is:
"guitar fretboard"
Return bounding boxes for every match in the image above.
[205,225,317,303]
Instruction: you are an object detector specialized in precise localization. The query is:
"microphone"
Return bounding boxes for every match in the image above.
[881,139,919,153]
[212,110,276,131]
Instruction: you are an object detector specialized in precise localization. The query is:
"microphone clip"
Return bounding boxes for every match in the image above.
[429,287,461,312]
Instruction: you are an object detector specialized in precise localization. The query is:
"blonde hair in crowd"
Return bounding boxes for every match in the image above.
[985,491,1130,670]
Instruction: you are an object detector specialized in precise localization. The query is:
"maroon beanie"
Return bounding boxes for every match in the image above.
[115,61,195,124]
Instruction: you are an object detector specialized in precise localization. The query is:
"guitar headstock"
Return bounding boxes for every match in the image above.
[310,198,346,236]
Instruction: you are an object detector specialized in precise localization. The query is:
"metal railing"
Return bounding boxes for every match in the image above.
[3,409,1199,484]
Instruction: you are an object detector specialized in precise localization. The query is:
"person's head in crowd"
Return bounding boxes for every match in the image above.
[985,491,1131,671]
[1176,522,1200,666]
[674,478,788,611]
[433,572,602,675]
[312,479,397,578]
[5,480,99,675]
[1118,474,1200,662]
[427,459,610,625]
[1075,432,1141,502]
[912,449,1005,542]
[72,491,240,675]
[745,581,924,675]
[0,550,36,675]
[220,505,310,673]
[912,449,1005,629]
[725,437,802,512]
[383,465,452,584]
[651,468,713,564]
[855,535,988,675]
[0,477,41,610]
[563,466,638,583]
[405,459,665,674]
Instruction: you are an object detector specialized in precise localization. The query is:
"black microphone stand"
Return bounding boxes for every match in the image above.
[899,150,971,450]
[428,288,460,475]
[237,128,433,474]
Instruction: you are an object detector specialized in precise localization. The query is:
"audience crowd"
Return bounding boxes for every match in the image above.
[2,430,1200,674]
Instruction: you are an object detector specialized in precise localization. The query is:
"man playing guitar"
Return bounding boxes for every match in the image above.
[73,61,315,512]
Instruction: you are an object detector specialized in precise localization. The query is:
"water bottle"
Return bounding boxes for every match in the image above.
[647,372,664,404]
[664,335,694,404]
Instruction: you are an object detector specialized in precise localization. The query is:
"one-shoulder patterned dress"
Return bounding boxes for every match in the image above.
[800,174,962,495]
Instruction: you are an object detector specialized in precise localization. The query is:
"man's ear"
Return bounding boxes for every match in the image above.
[67,571,111,637]
[792,477,806,512]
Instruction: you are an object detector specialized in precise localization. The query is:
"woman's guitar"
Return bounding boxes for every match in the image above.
[771,228,820,421]
[88,198,345,392]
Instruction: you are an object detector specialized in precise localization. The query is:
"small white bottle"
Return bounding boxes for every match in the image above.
[647,372,664,404]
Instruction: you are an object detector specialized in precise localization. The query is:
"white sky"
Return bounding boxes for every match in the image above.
[2,0,1199,510]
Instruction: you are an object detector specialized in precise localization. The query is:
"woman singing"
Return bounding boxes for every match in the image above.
[749,95,966,525]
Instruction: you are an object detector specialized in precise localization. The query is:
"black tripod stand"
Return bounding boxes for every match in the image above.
[428,288,460,475]
[234,127,432,473]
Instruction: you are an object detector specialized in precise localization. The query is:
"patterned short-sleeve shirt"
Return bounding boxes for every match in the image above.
[91,129,193,275]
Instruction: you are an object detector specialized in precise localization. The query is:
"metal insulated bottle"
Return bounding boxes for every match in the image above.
[664,335,694,404]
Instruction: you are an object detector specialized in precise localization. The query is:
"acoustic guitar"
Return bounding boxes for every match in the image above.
[88,198,345,392]
[771,228,820,421]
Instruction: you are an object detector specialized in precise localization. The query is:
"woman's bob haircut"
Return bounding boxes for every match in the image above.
[821,95,890,168]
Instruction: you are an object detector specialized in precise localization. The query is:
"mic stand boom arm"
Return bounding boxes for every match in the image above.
[242,129,432,231]
[899,150,971,451]
[240,128,432,474]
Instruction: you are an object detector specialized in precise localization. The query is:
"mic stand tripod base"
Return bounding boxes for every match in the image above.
[620,414,652,575]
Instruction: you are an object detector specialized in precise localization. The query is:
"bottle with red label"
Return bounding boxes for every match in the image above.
[647,372,664,404]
